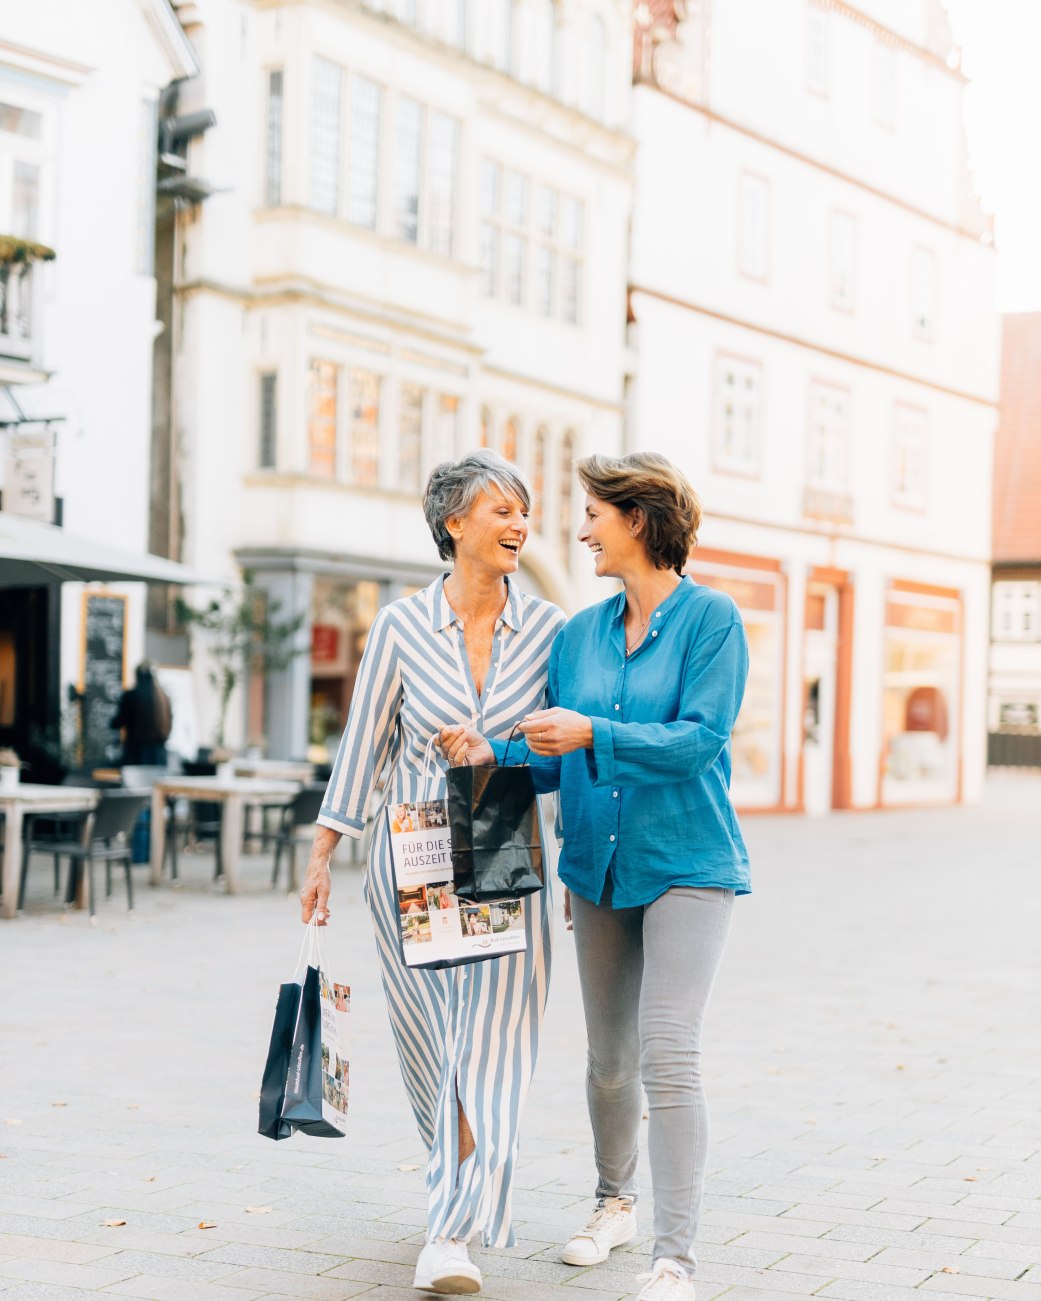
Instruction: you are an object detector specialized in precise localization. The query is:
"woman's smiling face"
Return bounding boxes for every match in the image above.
[577,494,642,578]
[450,484,529,573]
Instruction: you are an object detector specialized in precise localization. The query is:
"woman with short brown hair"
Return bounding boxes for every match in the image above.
[443,451,750,1301]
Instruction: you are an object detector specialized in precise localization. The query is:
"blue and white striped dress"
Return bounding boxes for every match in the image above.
[317,574,565,1247]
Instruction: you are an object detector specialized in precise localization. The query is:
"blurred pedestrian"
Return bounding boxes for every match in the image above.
[111,662,172,766]
[443,452,750,1301]
[299,450,564,1295]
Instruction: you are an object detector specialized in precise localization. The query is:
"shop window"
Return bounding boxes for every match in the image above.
[531,425,547,531]
[714,356,761,476]
[829,211,857,313]
[891,404,928,512]
[307,359,339,478]
[399,382,425,494]
[559,429,575,565]
[264,69,284,206]
[871,40,896,129]
[258,372,278,468]
[805,5,829,97]
[882,590,960,803]
[310,578,384,753]
[687,559,785,808]
[348,369,381,485]
[347,75,381,230]
[911,245,937,340]
[309,57,343,216]
[992,582,1041,643]
[737,172,769,282]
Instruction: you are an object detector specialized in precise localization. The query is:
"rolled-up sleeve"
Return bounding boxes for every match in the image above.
[318,608,402,836]
[588,618,748,788]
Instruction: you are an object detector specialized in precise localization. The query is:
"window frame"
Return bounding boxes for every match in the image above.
[991,582,1041,644]
[257,370,278,469]
[890,402,929,514]
[263,67,284,207]
[712,352,763,480]
[736,170,770,284]
[805,379,852,494]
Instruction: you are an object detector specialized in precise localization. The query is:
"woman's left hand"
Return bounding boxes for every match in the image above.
[519,708,593,756]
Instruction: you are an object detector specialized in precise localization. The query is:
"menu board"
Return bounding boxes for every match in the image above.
[81,593,127,767]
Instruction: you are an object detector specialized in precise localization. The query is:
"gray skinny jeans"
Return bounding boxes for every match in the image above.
[569,878,735,1274]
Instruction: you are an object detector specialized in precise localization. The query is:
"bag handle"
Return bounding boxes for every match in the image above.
[500,721,531,768]
[294,915,326,979]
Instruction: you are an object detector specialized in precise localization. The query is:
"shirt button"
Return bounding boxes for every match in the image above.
[651,630,658,637]
[609,834,616,842]
[614,703,620,711]
[655,611,661,617]
[612,790,618,798]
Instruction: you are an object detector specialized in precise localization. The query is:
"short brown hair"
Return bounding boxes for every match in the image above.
[576,452,701,574]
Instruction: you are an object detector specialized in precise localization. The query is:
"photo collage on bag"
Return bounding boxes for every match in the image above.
[318,972,350,1121]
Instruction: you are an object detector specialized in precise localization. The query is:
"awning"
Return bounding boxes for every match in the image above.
[0,511,211,587]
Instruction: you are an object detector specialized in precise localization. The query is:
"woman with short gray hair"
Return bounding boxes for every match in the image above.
[301,449,564,1295]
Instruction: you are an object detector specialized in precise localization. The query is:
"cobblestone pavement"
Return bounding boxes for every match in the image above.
[2,775,1039,1301]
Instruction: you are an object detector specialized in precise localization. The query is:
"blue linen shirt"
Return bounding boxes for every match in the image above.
[493,576,751,908]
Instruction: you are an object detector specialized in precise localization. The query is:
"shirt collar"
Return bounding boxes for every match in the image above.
[608,574,694,625]
[429,573,524,632]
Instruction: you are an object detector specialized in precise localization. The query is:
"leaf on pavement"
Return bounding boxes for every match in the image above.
[197,1221,218,1230]
[51,1101,68,1108]
[962,1176,977,1182]
[102,1219,127,1227]
[396,1165,422,1173]
[245,1205,273,1214]
[941,1266,960,1274]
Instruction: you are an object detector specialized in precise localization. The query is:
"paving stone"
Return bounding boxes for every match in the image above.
[103,1275,271,1300]
[202,1269,375,1299]
[917,1274,1041,1300]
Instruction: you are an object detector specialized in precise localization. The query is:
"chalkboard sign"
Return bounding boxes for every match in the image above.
[81,593,127,767]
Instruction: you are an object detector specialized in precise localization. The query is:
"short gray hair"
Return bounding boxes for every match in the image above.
[423,450,532,561]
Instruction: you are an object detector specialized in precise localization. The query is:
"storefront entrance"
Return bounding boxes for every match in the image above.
[802,586,838,816]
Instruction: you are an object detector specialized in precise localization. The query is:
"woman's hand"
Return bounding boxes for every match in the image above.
[519,708,594,756]
[439,724,494,767]
[300,827,340,925]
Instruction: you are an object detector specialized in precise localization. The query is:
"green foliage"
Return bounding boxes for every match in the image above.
[0,235,56,265]
[175,572,305,747]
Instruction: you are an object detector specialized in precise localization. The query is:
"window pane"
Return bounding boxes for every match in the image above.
[480,222,499,296]
[310,58,343,215]
[259,373,278,468]
[12,162,39,242]
[428,111,459,257]
[265,70,284,206]
[347,76,381,229]
[399,382,424,493]
[505,232,526,305]
[715,358,760,472]
[0,102,42,139]
[308,360,339,478]
[560,430,575,564]
[531,426,546,530]
[480,159,501,217]
[501,417,519,463]
[505,171,528,227]
[394,98,423,243]
[538,186,557,238]
[535,244,555,316]
[349,370,381,485]
[434,393,460,463]
[561,255,581,324]
[561,195,583,249]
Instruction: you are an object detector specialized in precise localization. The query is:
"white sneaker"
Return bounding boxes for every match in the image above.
[561,1195,637,1266]
[635,1258,696,1301]
[413,1238,482,1294]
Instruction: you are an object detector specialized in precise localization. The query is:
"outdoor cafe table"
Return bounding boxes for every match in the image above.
[0,784,101,919]
[150,775,298,895]
[228,759,315,783]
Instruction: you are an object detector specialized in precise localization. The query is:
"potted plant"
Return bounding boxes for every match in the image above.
[0,747,25,790]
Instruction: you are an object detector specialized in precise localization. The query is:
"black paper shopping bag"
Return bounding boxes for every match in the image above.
[446,758,544,903]
[258,980,302,1141]
[280,965,348,1139]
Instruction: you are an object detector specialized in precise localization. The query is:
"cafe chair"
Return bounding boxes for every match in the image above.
[265,785,326,891]
[19,790,151,918]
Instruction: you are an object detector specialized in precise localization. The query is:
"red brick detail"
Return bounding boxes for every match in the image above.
[994,313,1041,561]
